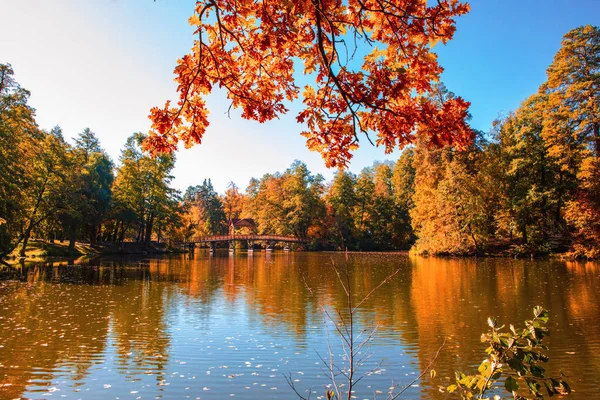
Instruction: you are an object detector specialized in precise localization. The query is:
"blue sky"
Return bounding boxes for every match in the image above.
[1,0,598,193]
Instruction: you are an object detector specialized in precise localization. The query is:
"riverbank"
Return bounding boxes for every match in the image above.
[2,240,181,263]
[2,239,597,265]
[409,236,600,260]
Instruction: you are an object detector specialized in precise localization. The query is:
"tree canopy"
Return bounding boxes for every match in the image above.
[145,0,472,167]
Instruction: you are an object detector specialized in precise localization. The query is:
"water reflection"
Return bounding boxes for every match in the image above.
[408,257,600,396]
[0,252,598,398]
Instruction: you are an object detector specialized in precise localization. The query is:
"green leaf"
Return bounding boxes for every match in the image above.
[508,358,526,375]
[525,378,541,395]
[505,376,519,392]
[533,306,549,323]
[531,365,545,378]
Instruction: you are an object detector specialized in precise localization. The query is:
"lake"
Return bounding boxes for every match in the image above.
[0,251,598,399]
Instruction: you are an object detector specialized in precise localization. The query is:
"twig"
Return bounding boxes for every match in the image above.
[387,337,447,399]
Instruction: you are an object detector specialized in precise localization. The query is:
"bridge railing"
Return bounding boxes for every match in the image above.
[188,234,309,243]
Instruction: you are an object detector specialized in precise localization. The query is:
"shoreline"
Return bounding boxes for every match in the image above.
[2,242,596,266]
[1,240,187,265]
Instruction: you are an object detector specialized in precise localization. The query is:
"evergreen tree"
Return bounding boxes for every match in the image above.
[74,127,101,164]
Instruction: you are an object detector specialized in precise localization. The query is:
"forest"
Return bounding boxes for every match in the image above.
[0,25,598,259]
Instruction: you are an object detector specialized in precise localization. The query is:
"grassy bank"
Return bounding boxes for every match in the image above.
[6,241,97,259]
[3,240,175,263]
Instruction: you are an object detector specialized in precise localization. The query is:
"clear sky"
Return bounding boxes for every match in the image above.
[1,0,598,193]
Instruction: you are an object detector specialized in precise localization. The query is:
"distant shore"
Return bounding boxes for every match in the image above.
[2,239,595,266]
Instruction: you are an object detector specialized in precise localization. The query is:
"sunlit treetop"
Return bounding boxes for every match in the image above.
[543,25,600,159]
[146,0,472,168]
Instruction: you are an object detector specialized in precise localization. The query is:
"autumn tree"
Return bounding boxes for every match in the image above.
[246,173,286,235]
[112,133,181,247]
[490,95,569,254]
[542,25,600,256]
[112,135,147,242]
[0,63,38,256]
[39,127,79,248]
[410,84,489,255]
[241,177,260,225]
[236,161,324,242]
[325,170,357,248]
[222,181,244,221]
[184,179,227,236]
[17,130,72,256]
[145,0,472,167]
[73,129,114,245]
[0,67,117,255]
[391,148,416,246]
[353,167,375,245]
[411,134,489,255]
[281,160,324,238]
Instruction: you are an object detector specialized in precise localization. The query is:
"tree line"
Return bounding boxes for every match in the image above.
[173,26,600,258]
[0,64,181,257]
[1,26,598,258]
[408,25,599,258]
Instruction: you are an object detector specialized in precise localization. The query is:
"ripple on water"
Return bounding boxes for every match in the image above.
[0,254,599,399]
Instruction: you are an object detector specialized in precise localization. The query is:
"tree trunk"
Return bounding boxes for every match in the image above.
[592,121,600,159]
[90,223,97,246]
[469,225,479,253]
[19,176,49,257]
[68,224,77,251]
[137,222,145,243]
[143,213,155,250]
[111,220,120,242]
[20,226,33,257]
[119,222,129,243]
[520,224,528,245]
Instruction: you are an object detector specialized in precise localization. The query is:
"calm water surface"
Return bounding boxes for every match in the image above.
[0,252,598,399]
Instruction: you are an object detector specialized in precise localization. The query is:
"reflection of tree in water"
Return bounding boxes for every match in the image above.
[409,257,600,398]
[2,255,598,398]
[0,260,174,398]
[552,261,600,392]
[0,269,112,399]
[109,277,172,378]
[148,252,419,348]
[145,253,317,340]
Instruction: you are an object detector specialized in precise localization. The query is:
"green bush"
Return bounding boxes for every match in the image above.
[447,306,570,399]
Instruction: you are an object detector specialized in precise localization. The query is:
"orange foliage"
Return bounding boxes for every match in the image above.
[146,0,472,167]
